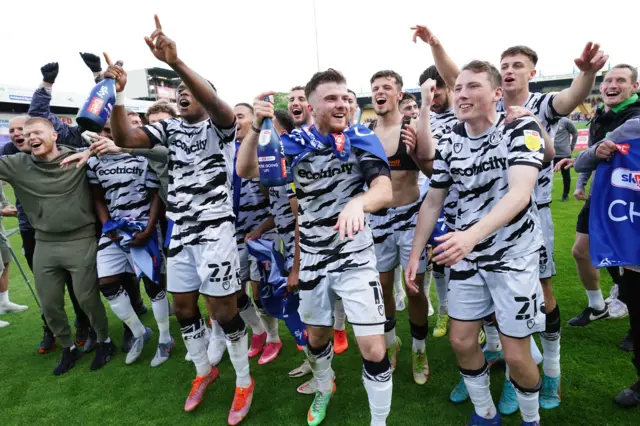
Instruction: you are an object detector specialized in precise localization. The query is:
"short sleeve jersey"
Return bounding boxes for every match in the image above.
[141,117,236,224]
[87,153,160,222]
[292,147,381,255]
[431,108,460,228]
[497,92,565,205]
[430,114,544,261]
[235,177,271,243]
[268,183,296,244]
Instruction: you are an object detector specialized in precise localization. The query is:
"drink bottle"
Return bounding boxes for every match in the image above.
[258,97,287,187]
[76,60,123,132]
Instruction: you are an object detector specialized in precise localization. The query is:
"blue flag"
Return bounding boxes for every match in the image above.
[102,219,163,284]
[247,239,307,346]
[589,131,640,268]
[281,124,389,168]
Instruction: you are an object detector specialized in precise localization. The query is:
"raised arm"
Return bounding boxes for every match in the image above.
[102,57,153,149]
[237,92,276,179]
[28,63,71,141]
[412,79,439,176]
[412,25,459,90]
[144,15,234,127]
[552,42,608,116]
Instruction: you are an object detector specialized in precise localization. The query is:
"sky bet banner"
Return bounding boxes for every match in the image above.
[590,129,640,268]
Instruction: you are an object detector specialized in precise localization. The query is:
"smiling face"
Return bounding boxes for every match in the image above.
[8,116,28,152]
[233,104,253,142]
[176,82,207,123]
[347,91,359,123]
[309,82,349,134]
[454,69,502,124]
[288,89,311,127]
[600,67,639,108]
[24,120,58,159]
[371,76,402,117]
[500,53,536,95]
[400,99,419,119]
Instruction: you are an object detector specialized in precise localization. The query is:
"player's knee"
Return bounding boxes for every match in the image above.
[212,295,238,323]
[449,332,476,355]
[307,331,331,349]
[99,280,123,300]
[572,239,589,262]
[360,341,386,362]
[502,344,530,369]
[173,298,199,320]
[142,277,165,301]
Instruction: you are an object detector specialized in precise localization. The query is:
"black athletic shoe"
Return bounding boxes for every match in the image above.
[84,328,97,353]
[620,329,634,352]
[567,306,609,327]
[122,324,133,353]
[615,381,640,407]
[54,347,82,376]
[90,341,116,371]
[134,302,148,317]
[39,327,56,354]
[561,195,569,202]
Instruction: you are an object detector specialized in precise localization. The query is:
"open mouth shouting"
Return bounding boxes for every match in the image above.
[178,97,191,110]
[290,107,304,122]
[604,88,621,101]
[375,95,387,107]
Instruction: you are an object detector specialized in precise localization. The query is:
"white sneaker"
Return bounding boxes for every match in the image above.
[605,285,619,304]
[296,370,336,394]
[0,319,9,328]
[608,299,629,320]
[125,327,152,365]
[0,301,28,315]
[289,359,312,378]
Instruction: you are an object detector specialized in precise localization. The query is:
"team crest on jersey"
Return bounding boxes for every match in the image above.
[487,132,500,147]
[524,130,541,151]
[616,143,630,155]
[333,133,346,156]
[454,142,463,153]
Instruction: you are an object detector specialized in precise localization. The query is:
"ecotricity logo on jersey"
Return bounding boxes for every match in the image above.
[172,138,207,154]
[298,163,353,180]
[611,168,640,191]
[450,156,507,176]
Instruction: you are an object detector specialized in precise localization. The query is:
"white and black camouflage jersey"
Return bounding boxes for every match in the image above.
[141,117,236,225]
[269,183,296,251]
[292,148,382,255]
[430,114,544,262]
[430,108,458,141]
[497,92,564,206]
[431,108,459,228]
[235,177,271,243]
[87,153,160,222]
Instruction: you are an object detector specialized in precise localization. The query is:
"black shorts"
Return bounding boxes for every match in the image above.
[576,197,591,234]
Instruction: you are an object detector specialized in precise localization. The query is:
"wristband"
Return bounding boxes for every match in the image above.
[115,92,126,106]
[251,123,261,134]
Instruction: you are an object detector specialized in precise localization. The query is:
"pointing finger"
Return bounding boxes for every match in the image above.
[103,52,113,67]
[154,14,162,30]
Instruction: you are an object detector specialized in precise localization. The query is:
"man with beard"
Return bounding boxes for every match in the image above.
[2,116,92,353]
[272,68,393,425]
[0,117,113,375]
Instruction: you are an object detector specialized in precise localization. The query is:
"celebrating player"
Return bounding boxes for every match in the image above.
[406,60,546,426]
[103,16,254,423]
